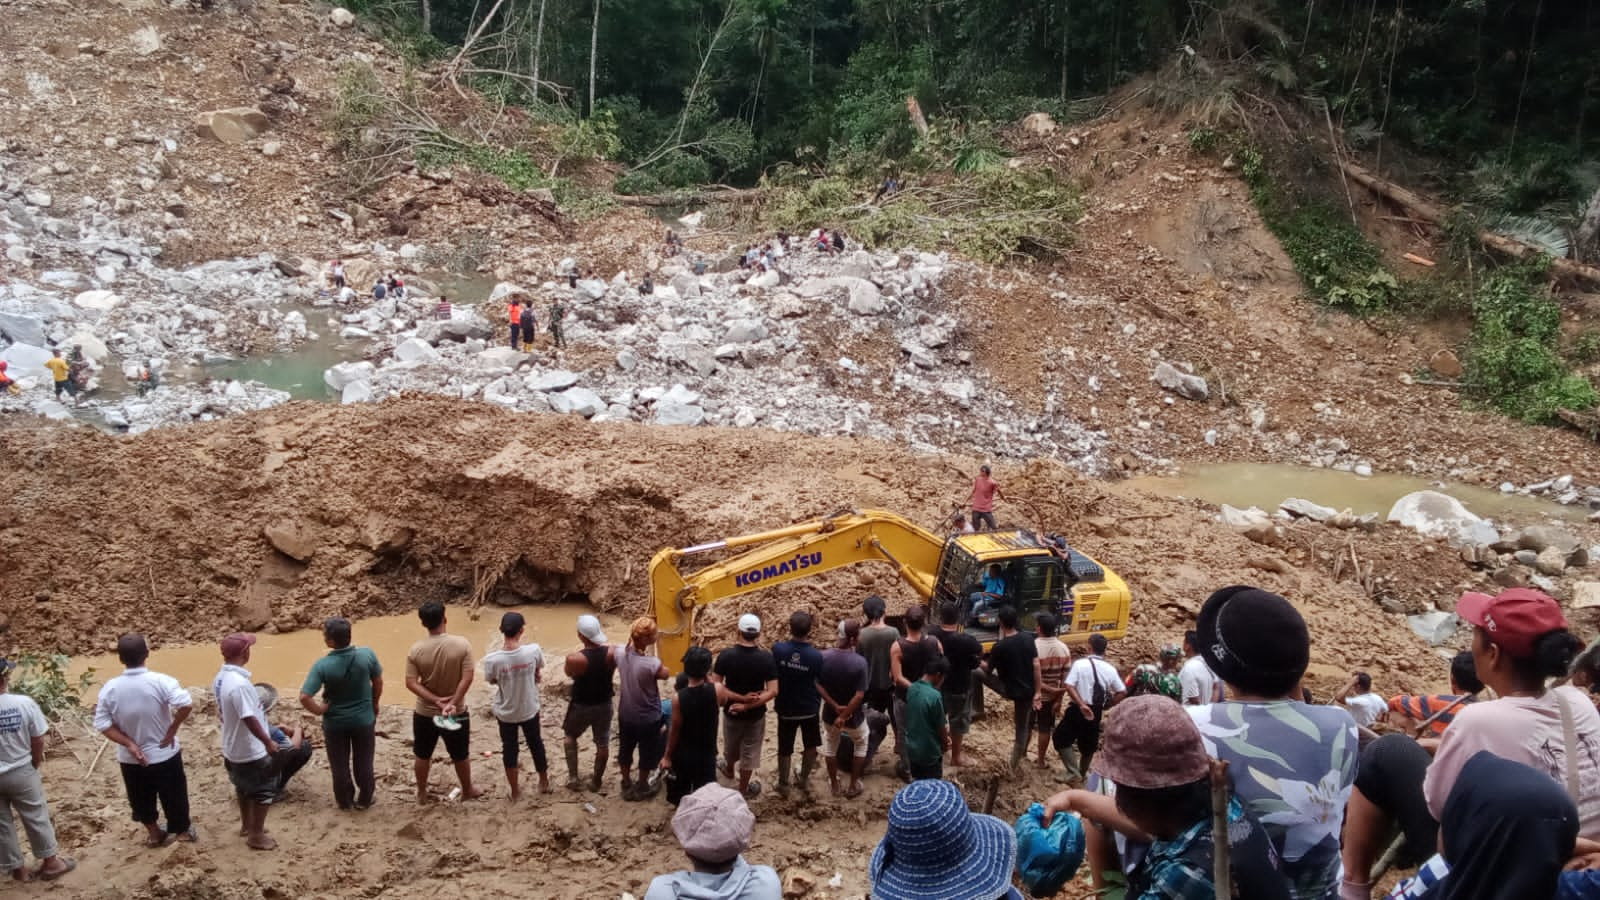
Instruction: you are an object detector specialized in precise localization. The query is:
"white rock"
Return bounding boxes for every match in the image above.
[576,279,608,301]
[38,271,83,290]
[94,264,119,284]
[35,400,73,421]
[532,369,580,392]
[669,272,701,299]
[0,343,54,375]
[939,379,975,406]
[677,211,704,228]
[1407,611,1459,646]
[5,245,33,265]
[682,343,718,377]
[394,337,440,363]
[1499,482,1517,494]
[399,243,422,260]
[724,319,768,344]
[73,289,122,311]
[1279,498,1339,522]
[662,384,702,406]
[1354,463,1374,478]
[616,348,639,372]
[488,282,526,304]
[746,269,780,290]
[260,141,282,157]
[0,313,47,346]
[1386,491,1500,547]
[1554,475,1575,493]
[548,386,603,417]
[653,400,706,426]
[1220,505,1272,529]
[66,331,109,364]
[340,326,372,339]
[1152,362,1209,402]
[23,190,52,208]
[476,346,524,369]
[129,25,162,55]
[733,407,759,428]
[324,361,376,392]
[330,7,356,27]
[224,380,249,400]
[341,380,373,404]
[713,344,741,360]
[847,280,886,315]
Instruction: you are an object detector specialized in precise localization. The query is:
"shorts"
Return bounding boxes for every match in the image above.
[943,692,972,735]
[823,718,869,759]
[1035,695,1063,734]
[413,712,471,762]
[777,715,822,757]
[225,756,278,805]
[53,380,75,397]
[562,700,614,746]
[722,713,766,772]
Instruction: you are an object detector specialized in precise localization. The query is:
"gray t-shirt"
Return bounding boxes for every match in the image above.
[617,645,665,727]
[858,624,899,692]
[0,693,47,775]
[482,644,544,723]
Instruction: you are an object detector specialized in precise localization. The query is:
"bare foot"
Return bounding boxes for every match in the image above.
[509,790,522,803]
[951,755,973,767]
[539,781,553,795]
[462,786,486,800]
[829,779,842,798]
[415,788,431,805]
[246,835,278,851]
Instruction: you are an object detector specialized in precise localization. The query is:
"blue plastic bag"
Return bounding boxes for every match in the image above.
[1014,802,1086,896]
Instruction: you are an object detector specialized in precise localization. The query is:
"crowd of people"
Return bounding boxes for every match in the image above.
[3,583,1600,899]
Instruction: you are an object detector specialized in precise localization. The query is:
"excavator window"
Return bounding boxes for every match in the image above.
[1014,558,1063,632]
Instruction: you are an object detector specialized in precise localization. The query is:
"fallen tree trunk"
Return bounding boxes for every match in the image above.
[1338,160,1600,290]
[616,187,763,207]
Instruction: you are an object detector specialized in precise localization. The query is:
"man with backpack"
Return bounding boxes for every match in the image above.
[1054,633,1124,785]
[519,302,537,351]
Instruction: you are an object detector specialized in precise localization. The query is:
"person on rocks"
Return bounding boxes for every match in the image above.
[857,595,899,767]
[1385,650,1481,737]
[617,617,669,801]
[1125,645,1183,701]
[1342,588,1600,900]
[639,274,654,296]
[1336,671,1387,729]
[772,611,825,798]
[507,296,524,350]
[1054,633,1125,784]
[212,633,281,851]
[819,619,869,798]
[1032,613,1073,768]
[44,349,72,403]
[405,602,483,803]
[66,347,90,401]
[890,605,942,782]
[549,297,567,350]
[298,617,383,811]
[135,362,158,397]
[905,657,951,781]
[663,646,724,805]
[392,278,407,300]
[329,260,346,289]
[0,658,74,882]
[968,464,1004,532]
[1178,630,1221,706]
[338,282,357,306]
[435,293,453,321]
[932,601,982,767]
[870,779,1019,900]
[0,362,13,396]
[712,614,778,799]
[372,278,387,302]
[644,782,781,900]
[518,301,537,352]
[830,230,845,254]
[1187,586,1356,900]
[978,605,1038,772]
[1041,694,1290,900]
[563,614,616,792]
[482,612,549,802]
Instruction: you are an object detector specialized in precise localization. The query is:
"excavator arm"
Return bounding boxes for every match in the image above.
[651,509,947,673]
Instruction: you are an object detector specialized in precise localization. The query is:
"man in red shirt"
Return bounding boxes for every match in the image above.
[968,465,1003,532]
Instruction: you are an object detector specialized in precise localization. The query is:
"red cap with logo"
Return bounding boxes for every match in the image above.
[1456,588,1568,657]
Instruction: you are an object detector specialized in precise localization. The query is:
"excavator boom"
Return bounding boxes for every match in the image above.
[651,509,946,672]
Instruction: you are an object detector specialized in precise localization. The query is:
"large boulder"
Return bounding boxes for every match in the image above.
[393,337,440,364]
[1386,491,1500,547]
[1407,611,1459,646]
[0,343,54,377]
[746,269,781,290]
[194,107,271,144]
[488,282,527,304]
[263,522,318,562]
[548,387,603,417]
[575,279,608,301]
[1021,112,1059,136]
[340,380,373,404]
[0,313,46,347]
[1220,505,1272,529]
[1518,525,1581,557]
[669,272,701,299]
[847,280,886,315]
[681,343,719,377]
[724,319,768,344]
[330,7,356,27]
[417,311,493,344]
[1153,362,1209,402]
[531,369,580,392]
[66,331,109,365]
[653,399,706,427]
[73,289,122,311]
[324,361,375,392]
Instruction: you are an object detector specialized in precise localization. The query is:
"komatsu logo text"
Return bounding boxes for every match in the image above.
[735,552,823,587]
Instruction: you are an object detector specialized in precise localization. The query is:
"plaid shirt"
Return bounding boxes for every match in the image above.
[1133,798,1254,900]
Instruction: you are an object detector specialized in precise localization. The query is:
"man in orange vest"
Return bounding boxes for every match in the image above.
[507,297,524,350]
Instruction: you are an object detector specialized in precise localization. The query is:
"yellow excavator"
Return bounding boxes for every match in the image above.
[651,509,1131,673]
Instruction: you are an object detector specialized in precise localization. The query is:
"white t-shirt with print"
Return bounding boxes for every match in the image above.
[0,693,47,775]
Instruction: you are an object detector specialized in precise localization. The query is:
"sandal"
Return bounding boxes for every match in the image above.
[144,831,169,848]
[38,858,76,881]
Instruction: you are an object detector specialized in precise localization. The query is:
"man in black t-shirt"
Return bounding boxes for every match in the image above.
[711,614,778,798]
[932,602,983,767]
[977,606,1037,772]
[772,611,825,798]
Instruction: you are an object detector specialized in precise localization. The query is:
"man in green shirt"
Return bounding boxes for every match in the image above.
[905,657,950,781]
[298,618,384,810]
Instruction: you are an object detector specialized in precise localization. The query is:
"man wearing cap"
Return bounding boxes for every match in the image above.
[483,611,549,801]
[563,613,616,792]
[405,602,483,803]
[712,614,778,799]
[871,778,1019,900]
[212,633,281,851]
[1186,586,1357,900]
[968,464,1004,532]
[94,634,196,846]
[0,657,74,882]
[643,783,780,899]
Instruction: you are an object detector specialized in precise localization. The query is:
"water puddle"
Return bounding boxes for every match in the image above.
[421,270,502,302]
[69,602,629,702]
[1125,462,1590,525]
[189,333,370,400]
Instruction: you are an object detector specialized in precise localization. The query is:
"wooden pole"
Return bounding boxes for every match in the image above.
[1211,759,1232,899]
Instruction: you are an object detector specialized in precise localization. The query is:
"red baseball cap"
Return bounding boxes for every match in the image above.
[1457,588,1568,657]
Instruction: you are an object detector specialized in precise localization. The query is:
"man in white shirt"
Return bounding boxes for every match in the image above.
[93,635,195,847]
[0,657,74,882]
[1337,671,1387,728]
[482,612,548,801]
[1179,630,1221,706]
[212,633,280,851]
[1053,633,1126,784]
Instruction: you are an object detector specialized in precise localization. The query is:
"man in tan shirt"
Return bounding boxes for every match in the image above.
[405,601,483,802]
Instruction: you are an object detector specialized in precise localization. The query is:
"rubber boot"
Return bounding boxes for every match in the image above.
[797,751,816,797]
[564,744,583,791]
[1008,743,1026,774]
[776,755,792,799]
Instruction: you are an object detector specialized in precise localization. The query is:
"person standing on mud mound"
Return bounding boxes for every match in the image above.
[712,615,779,799]
[772,611,825,798]
[663,647,723,805]
[616,617,670,801]
[212,633,280,851]
[857,595,899,769]
[563,614,616,792]
[300,617,383,811]
[967,465,1004,532]
[0,658,76,882]
[482,612,549,802]
[404,602,483,803]
[94,634,197,847]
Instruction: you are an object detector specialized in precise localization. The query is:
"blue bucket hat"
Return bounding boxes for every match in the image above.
[870,780,1017,900]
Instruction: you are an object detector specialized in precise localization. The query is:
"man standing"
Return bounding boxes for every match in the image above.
[44,349,71,403]
[1055,633,1125,785]
[857,596,899,766]
[94,634,196,846]
[712,614,778,799]
[1179,630,1220,706]
[616,617,669,801]
[563,614,616,792]
[299,617,383,811]
[519,302,538,352]
[968,464,1004,532]
[904,657,951,781]
[772,611,825,798]
[507,296,524,350]
[405,602,482,803]
[889,605,942,781]
[482,612,548,802]
[1032,614,1072,768]
[932,602,982,767]
[819,620,869,798]
[0,658,74,881]
[978,606,1037,771]
[212,633,280,850]
[662,647,722,805]
[549,297,567,349]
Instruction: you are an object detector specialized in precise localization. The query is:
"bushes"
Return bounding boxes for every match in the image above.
[1466,261,1598,423]
[10,653,94,722]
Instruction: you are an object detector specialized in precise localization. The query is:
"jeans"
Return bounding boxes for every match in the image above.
[119,751,190,834]
[324,724,377,809]
[0,765,57,870]
[498,717,549,772]
[617,717,663,772]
